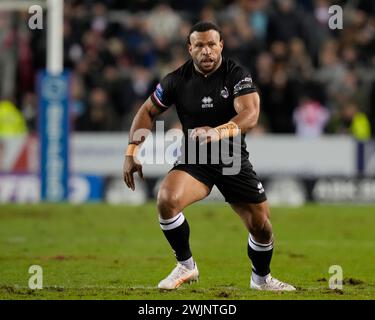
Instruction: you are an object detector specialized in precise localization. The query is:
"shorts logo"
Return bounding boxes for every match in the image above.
[201,96,214,108]
[221,86,229,99]
[257,182,265,194]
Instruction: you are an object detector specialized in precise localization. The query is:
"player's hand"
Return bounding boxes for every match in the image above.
[123,155,144,191]
[190,126,220,145]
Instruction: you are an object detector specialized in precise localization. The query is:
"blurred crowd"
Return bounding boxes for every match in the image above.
[0,0,375,140]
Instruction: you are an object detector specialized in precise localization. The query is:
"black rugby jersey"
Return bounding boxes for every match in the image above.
[150,57,257,165]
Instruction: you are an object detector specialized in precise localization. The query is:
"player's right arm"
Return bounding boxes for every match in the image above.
[123,97,166,190]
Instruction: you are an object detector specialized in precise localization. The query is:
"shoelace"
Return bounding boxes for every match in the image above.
[167,264,188,281]
[268,277,289,288]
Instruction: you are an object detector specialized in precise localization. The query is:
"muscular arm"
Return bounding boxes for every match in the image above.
[231,92,260,133]
[128,97,166,144]
[124,97,166,190]
[190,92,260,143]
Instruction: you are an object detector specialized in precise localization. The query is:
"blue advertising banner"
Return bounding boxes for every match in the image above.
[0,174,104,203]
[38,70,70,201]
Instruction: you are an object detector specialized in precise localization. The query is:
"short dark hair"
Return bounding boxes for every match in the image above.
[187,21,222,44]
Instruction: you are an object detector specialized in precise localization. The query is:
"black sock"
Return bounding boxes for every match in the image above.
[159,212,192,261]
[247,234,273,277]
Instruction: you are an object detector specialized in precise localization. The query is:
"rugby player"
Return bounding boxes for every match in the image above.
[124,22,295,291]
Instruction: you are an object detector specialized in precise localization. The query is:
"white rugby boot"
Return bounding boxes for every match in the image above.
[158,262,199,290]
[251,274,296,291]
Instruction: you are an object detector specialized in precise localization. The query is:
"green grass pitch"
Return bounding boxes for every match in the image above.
[0,203,374,300]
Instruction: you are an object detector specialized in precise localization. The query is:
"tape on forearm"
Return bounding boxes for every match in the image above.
[213,121,240,140]
[126,143,138,157]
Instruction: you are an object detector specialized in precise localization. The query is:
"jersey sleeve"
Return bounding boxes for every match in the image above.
[150,73,176,110]
[230,66,257,98]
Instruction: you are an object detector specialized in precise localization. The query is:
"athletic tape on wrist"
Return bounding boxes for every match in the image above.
[126,143,138,157]
[214,121,240,140]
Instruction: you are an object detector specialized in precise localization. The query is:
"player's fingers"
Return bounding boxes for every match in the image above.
[124,172,131,189]
[190,128,197,139]
[200,136,211,145]
[137,166,144,180]
[198,130,208,142]
[193,128,206,140]
[125,171,134,190]
[191,128,205,139]
[128,171,135,191]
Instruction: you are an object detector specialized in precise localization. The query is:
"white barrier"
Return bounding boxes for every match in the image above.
[0,133,357,177]
[245,135,357,177]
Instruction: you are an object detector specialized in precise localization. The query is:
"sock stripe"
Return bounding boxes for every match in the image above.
[249,236,273,248]
[248,234,273,252]
[159,212,185,231]
[159,212,182,224]
[159,214,182,226]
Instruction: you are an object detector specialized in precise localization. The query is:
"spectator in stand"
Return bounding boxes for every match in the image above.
[0,99,28,137]
[369,80,375,137]
[267,0,308,45]
[314,39,347,110]
[147,3,182,42]
[0,12,16,99]
[254,51,273,130]
[4,0,373,135]
[338,101,371,141]
[293,96,330,138]
[75,88,119,131]
[265,67,298,133]
[287,38,313,82]
[20,92,37,133]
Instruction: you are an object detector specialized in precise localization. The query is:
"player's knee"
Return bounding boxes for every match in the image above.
[250,218,273,243]
[157,189,182,218]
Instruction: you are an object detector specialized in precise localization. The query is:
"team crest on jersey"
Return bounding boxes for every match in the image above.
[201,96,214,108]
[221,86,229,99]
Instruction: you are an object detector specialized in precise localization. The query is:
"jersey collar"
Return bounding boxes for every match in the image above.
[192,56,224,79]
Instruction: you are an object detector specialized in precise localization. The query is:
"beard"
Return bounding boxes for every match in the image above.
[194,55,220,74]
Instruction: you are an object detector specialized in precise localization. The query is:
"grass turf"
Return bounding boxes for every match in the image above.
[0,203,374,300]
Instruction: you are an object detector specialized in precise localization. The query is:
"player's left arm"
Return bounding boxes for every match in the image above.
[190,92,260,143]
[231,91,260,133]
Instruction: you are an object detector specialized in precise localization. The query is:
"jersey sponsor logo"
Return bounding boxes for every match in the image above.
[221,86,229,99]
[201,96,214,108]
[233,77,253,95]
[257,182,265,194]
